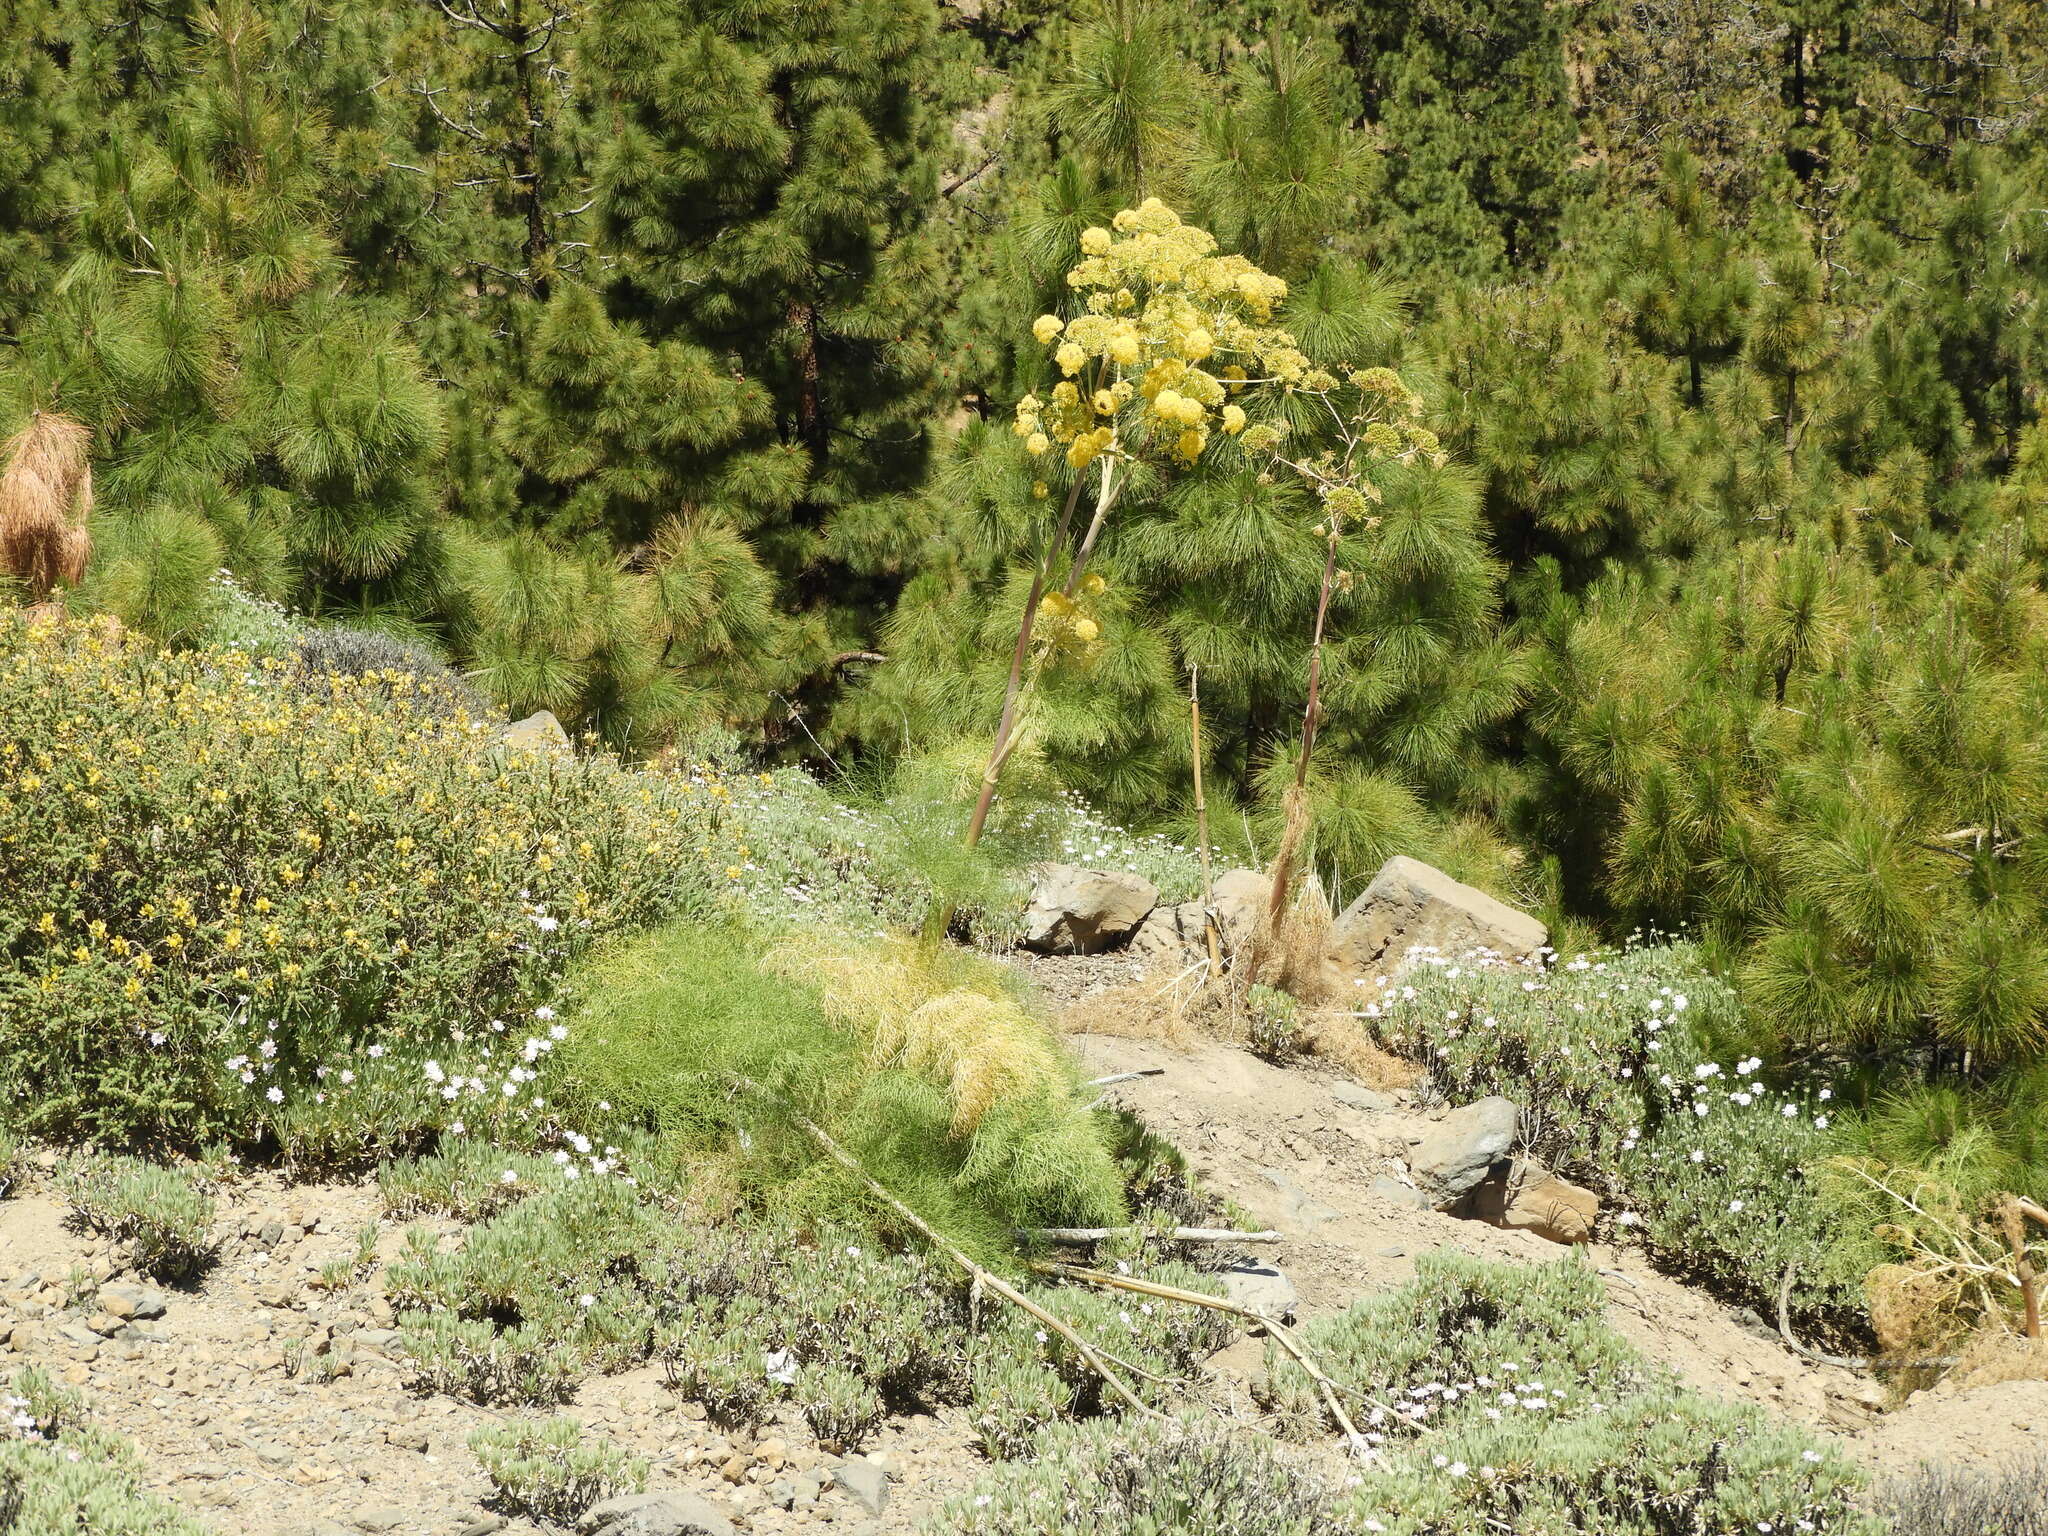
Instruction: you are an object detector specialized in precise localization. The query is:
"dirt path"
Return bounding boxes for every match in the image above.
[1070,1030,2047,1478]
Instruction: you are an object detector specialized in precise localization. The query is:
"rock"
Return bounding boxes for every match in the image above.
[580,1492,736,1536]
[1330,1081,1395,1113]
[1218,1262,1296,1320]
[1407,1096,1519,1208]
[1128,869,1271,966]
[98,1283,167,1321]
[828,1459,890,1517]
[502,710,570,751]
[383,1425,430,1452]
[351,1509,408,1534]
[1370,1175,1433,1211]
[1324,855,1546,989]
[1021,864,1158,955]
[1464,1158,1600,1244]
[454,1521,506,1536]
[84,1312,126,1338]
[281,1522,356,1536]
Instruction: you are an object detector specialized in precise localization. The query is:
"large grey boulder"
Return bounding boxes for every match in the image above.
[1407,1095,1519,1208]
[1022,864,1158,954]
[1129,868,1271,966]
[579,1493,735,1536]
[1325,855,1545,989]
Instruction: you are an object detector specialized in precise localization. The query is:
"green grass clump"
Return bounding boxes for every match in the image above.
[555,921,1127,1250]
[469,1417,647,1524]
[0,1126,19,1199]
[56,1155,215,1281]
[0,1366,208,1536]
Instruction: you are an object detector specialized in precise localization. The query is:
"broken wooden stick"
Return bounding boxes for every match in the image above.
[725,1075,1164,1422]
[1035,1260,1414,1451]
[1084,1068,1166,1089]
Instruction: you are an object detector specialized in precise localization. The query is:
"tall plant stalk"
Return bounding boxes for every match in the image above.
[1189,666,1222,976]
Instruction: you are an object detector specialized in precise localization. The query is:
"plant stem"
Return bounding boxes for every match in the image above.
[1190,666,1222,976]
[964,471,1086,848]
[1266,517,1342,933]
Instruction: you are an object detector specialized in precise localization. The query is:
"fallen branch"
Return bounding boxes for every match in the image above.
[1036,1260,1412,1452]
[725,1075,1163,1422]
[1022,1225,1283,1245]
[1084,1068,1165,1089]
[1777,1264,1957,1372]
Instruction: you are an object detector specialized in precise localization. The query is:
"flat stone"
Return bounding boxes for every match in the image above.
[579,1492,736,1536]
[455,1520,506,1536]
[1218,1262,1297,1321]
[1370,1176,1433,1211]
[1464,1158,1600,1244]
[352,1507,409,1533]
[99,1282,168,1320]
[1330,1081,1395,1113]
[828,1459,889,1517]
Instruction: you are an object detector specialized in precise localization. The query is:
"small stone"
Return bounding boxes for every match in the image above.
[259,1221,286,1247]
[384,1425,430,1453]
[752,1437,787,1469]
[98,1282,168,1321]
[1330,1081,1395,1113]
[828,1460,889,1517]
[502,709,571,751]
[1377,1245,1408,1259]
[455,1520,506,1536]
[720,1455,749,1485]
[352,1509,408,1534]
[1370,1175,1432,1211]
[84,1312,126,1338]
[281,1521,355,1536]
[1218,1262,1296,1321]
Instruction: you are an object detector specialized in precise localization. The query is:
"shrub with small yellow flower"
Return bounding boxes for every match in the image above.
[0,612,753,1152]
[972,199,1444,870]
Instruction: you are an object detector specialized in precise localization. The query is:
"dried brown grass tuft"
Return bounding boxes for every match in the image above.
[1302,1011,1420,1091]
[0,411,94,601]
[762,936,1072,1135]
[1055,972,1236,1049]
[1943,1329,2048,1391]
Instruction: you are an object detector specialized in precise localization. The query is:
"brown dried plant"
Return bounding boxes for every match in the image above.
[0,411,94,602]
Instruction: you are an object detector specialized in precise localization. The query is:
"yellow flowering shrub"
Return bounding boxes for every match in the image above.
[0,613,753,1151]
[1013,198,1309,471]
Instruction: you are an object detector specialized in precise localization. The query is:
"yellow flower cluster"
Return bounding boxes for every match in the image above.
[1015,199,1309,469]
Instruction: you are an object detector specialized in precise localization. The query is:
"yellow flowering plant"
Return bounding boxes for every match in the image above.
[972,199,1444,865]
[0,613,753,1153]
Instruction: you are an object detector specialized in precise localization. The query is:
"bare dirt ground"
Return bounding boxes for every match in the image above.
[6,1024,2043,1535]
[0,1173,984,1536]
[1067,1028,2048,1479]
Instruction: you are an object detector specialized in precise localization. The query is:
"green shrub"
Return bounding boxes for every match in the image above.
[379,1141,574,1221]
[193,569,301,658]
[556,921,1128,1248]
[0,614,738,1151]
[292,624,492,722]
[0,1126,18,1199]
[1364,943,1863,1319]
[0,1366,208,1536]
[56,1155,215,1281]
[941,1416,1342,1536]
[1255,1255,1876,1536]
[469,1417,647,1524]
[1246,984,1307,1064]
[1874,1455,2048,1536]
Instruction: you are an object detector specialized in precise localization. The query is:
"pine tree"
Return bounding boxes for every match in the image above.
[0,1,446,639]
